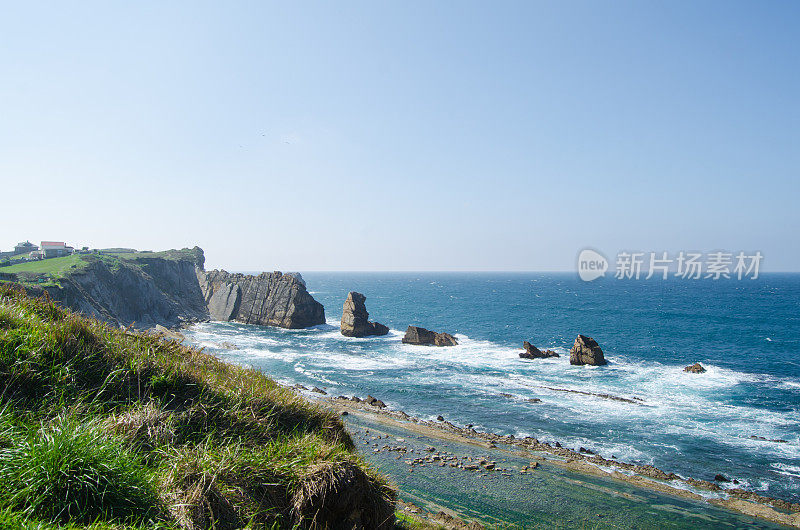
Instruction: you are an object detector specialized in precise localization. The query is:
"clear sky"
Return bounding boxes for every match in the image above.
[1,1,798,271]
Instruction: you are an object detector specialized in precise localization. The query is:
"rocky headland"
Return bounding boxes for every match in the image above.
[4,247,328,332]
[198,269,325,329]
[19,248,208,329]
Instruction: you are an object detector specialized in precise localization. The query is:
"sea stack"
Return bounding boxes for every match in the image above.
[684,362,706,373]
[520,341,560,359]
[402,325,458,346]
[197,270,325,329]
[340,292,389,337]
[569,335,607,366]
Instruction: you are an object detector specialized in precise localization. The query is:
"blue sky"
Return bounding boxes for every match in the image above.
[1,1,798,271]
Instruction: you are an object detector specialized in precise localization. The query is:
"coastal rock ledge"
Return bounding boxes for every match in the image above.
[340,292,389,337]
[520,341,560,359]
[569,335,607,366]
[402,326,458,346]
[197,269,325,329]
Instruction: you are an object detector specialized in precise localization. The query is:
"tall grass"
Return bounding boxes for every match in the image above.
[0,284,395,529]
[0,417,159,524]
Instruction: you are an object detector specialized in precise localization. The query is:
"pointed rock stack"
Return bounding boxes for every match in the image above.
[340,292,389,337]
[569,335,607,366]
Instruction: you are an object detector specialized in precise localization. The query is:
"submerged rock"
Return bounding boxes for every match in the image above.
[340,292,389,337]
[402,325,458,346]
[569,335,607,366]
[684,362,706,373]
[520,341,560,359]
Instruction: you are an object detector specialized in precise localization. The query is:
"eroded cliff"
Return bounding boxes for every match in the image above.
[197,269,325,329]
[35,249,208,329]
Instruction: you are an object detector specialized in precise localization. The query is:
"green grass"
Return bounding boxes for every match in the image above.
[111,247,204,267]
[0,285,395,529]
[0,252,35,263]
[0,248,204,290]
[1,255,89,277]
[0,416,159,524]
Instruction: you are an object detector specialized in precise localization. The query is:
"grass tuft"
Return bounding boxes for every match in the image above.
[0,416,159,524]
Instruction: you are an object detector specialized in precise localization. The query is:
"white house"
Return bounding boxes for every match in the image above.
[40,241,74,259]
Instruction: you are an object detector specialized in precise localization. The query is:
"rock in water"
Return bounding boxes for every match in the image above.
[684,362,706,373]
[197,269,325,329]
[402,325,458,346]
[569,335,607,366]
[340,292,389,337]
[520,341,560,359]
[403,326,436,345]
[434,332,458,346]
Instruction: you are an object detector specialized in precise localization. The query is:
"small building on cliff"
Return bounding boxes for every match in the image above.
[40,241,74,258]
[14,241,38,254]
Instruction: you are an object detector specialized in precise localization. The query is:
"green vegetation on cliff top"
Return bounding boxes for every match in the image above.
[1,255,89,277]
[0,248,205,287]
[0,285,395,528]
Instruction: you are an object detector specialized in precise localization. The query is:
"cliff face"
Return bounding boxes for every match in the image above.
[42,255,209,329]
[198,269,325,329]
[6,247,326,331]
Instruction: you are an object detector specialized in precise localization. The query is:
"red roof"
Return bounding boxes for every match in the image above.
[40,241,66,247]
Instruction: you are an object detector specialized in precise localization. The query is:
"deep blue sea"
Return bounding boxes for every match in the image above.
[183,273,800,504]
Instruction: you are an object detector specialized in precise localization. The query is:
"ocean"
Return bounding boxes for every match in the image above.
[182,272,800,504]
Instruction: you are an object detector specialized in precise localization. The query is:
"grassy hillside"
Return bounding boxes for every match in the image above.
[0,285,395,529]
[0,254,90,277]
[0,248,204,289]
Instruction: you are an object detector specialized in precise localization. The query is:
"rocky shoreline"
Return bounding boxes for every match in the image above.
[311,390,800,528]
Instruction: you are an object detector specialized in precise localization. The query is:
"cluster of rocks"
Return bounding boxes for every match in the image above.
[338,292,459,347]
[340,292,389,337]
[330,392,800,516]
[402,325,458,346]
[396,500,484,530]
[519,335,607,366]
[355,430,529,477]
[334,394,387,409]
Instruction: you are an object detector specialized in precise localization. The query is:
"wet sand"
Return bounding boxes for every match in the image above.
[324,398,800,528]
